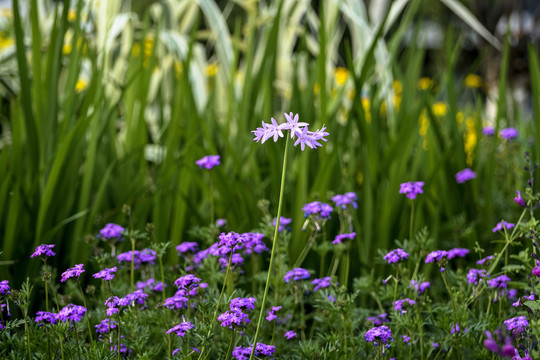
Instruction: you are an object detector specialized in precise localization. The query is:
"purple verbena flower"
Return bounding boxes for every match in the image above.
[312,277,332,291]
[241,232,268,255]
[230,297,257,312]
[176,242,199,254]
[393,298,416,314]
[272,217,292,232]
[232,343,276,360]
[266,306,282,322]
[399,181,424,200]
[455,168,476,183]
[0,280,10,294]
[384,249,409,264]
[483,331,499,353]
[284,330,296,339]
[492,220,515,232]
[410,280,430,294]
[332,192,358,209]
[95,318,117,334]
[174,274,201,289]
[504,316,528,334]
[483,127,495,136]
[35,311,58,325]
[60,264,85,282]
[99,223,125,239]
[57,304,86,322]
[477,255,494,266]
[366,313,389,326]
[196,155,220,170]
[284,268,310,283]
[467,269,489,285]
[425,250,448,264]
[488,274,511,289]
[166,321,194,337]
[499,127,518,140]
[364,325,393,344]
[118,289,148,306]
[93,266,117,281]
[30,244,56,258]
[302,201,333,219]
[333,232,355,244]
[218,309,251,330]
[447,248,469,259]
[451,323,467,334]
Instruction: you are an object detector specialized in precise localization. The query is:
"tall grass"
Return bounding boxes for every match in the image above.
[0,0,538,297]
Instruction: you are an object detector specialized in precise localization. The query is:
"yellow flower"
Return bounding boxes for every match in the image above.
[0,36,13,50]
[456,111,464,124]
[132,42,141,57]
[1,8,12,18]
[205,63,218,77]
[362,97,371,123]
[418,111,429,136]
[174,60,183,77]
[432,102,447,117]
[334,67,349,86]
[75,78,88,92]
[464,74,482,89]
[63,43,72,55]
[393,80,402,94]
[464,118,477,166]
[418,77,433,90]
[393,94,402,109]
[68,9,77,22]
[313,82,320,95]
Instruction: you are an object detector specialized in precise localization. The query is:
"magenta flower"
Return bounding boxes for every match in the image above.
[455,168,476,183]
[284,330,297,339]
[488,274,511,289]
[467,269,489,285]
[499,127,518,140]
[393,298,416,314]
[410,280,430,294]
[272,216,292,232]
[176,242,199,254]
[483,127,495,136]
[302,201,333,219]
[284,268,310,283]
[93,266,117,281]
[332,192,358,209]
[265,306,282,321]
[57,304,86,322]
[504,316,529,334]
[514,191,526,207]
[0,280,9,294]
[195,155,220,170]
[312,277,332,291]
[35,311,58,325]
[99,223,125,239]
[60,264,85,282]
[30,244,56,258]
[383,249,409,264]
[399,181,424,200]
[166,321,194,337]
[364,325,393,344]
[232,343,276,360]
[333,232,355,244]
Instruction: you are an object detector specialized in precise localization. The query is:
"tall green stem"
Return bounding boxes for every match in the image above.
[250,136,289,360]
[77,280,94,346]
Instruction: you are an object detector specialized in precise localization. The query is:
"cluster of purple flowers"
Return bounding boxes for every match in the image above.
[504,316,529,335]
[484,330,521,357]
[218,297,256,330]
[166,320,194,337]
[136,278,166,292]
[393,298,416,314]
[302,201,333,220]
[272,217,292,232]
[99,223,125,239]
[116,249,156,268]
[366,313,389,326]
[364,325,393,345]
[176,242,199,254]
[0,280,10,294]
[399,181,424,200]
[232,342,276,360]
[284,330,296,339]
[455,168,476,183]
[104,290,149,315]
[499,127,519,140]
[451,323,467,335]
[284,268,310,283]
[312,277,332,292]
[95,318,117,334]
[252,112,329,151]
[332,192,358,209]
[467,269,489,285]
[93,266,117,281]
[30,244,56,258]
[266,306,282,321]
[58,304,87,322]
[492,220,515,232]
[196,155,220,170]
[487,274,511,289]
[409,280,430,295]
[333,232,355,244]
[60,264,85,282]
[425,248,469,264]
[35,311,58,325]
[383,249,409,264]
[477,255,495,266]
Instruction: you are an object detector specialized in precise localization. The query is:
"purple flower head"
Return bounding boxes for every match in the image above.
[483,331,499,353]
[514,191,526,207]
[399,181,424,200]
[174,274,201,290]
[119,289,149,306]
[216,218,227,227]
[241,232,268,255]
[332,192,358,209]
[425,250,448,264]
[58,304,86,322]
[504,316,529,335]
[284,330,296,340]
[95,318,117,334]
[467,269,489,285]
[218,309,251,330]
[533,264,540,277]
[30,244,56,258]
[232,343,276,360]
[284,268,310,283]
[499,127,518,140]
[384,249,409,264]
[35,311,58,325]
[402,335,411,344]
[272,217,292,232]
[451,323,467,334]
[195,155,220,170]
[488,274,511,289]
[117,249,156,268]
[364,325,393,345]
[333,232,355,244]
[93,266,117,281]
[166,321,194,337]
[447,248,469,259]
[230,297,257,312]
[218,253,245,268]
[483,127,495,136]
[282,112,309,138]
[99,223,125,239]
[393,298,416,314]
[266,306,282,322]
[312,277,332,291]
[164,294,189,310]
[477,255,494,266]
[455,168,476,183]
[492,220,515,232]
[302,201,333,219]
[0,280,10,294]
[366,313,389,326]
[176,242,199,254]
[410,280,430,295]
[60,264,85,282]
[217,232,245,255]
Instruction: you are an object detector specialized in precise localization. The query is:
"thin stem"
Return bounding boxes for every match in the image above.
[58,334,65,360]
[409,200,415,245]
[250,136,290,360]
[22,312,31,360]
[294,231,317,268]
[130,235,136,293]
[209,170,215,226]
[393,265,399,303]
[77,280,94,346]
[74,323,82,360]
